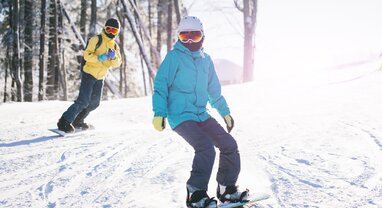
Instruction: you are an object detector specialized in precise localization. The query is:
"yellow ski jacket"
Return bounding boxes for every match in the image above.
[83,31,122,80]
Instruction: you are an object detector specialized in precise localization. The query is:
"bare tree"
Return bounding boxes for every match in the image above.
[173,0,181,23]
[80,0,88,39]
[38,0,47,101]
[157,0,164,54]
[89,0,97,36]
[131,0,148,96]
[1,0,11,102]
[121,0,156,81]
[23,0,34,101]
[57,0,67,100]
[166,0,173,52]
[46,0,59,99]
[148,0,155,69]
[234,0,257,82]
[0,0,189,102]
[60,3,85,47]
[116,5,128,96]
[148,0,153,37]
[3,47,10,102]
[11,0,22,101]
[128,0,160,68]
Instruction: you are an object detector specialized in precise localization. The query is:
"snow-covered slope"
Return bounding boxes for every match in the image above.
[1,62,382,208]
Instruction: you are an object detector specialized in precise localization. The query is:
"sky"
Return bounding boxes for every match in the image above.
[184,0,382,78]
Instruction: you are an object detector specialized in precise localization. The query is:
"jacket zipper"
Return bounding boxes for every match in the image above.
[192,57,200,121]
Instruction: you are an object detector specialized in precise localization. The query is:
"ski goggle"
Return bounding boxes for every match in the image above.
[105,26,119,35]
[178,31,204,43]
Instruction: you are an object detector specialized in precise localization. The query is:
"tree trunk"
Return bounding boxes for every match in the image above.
[89,0,97,36]
[60,3,85,46]
[140,54,148,96]
[23,0,34,101]
[173,0,181,23]
[166,0,173,52]
[128,0,160,68]
[242,0,257,82]
[38,0,47,101]
[148,0,152,36]
[3,47,10,102]
[121,0,156,81]
[157,0,164,54]
[116,8,127,96]
[11,80,15,101]
[46,0,59,99]
[148,0,155,70]
[132,0,148,96]
[80,0,87,39]
[57,0,66,100]
[60,49,68,100]
[11,0,22,101]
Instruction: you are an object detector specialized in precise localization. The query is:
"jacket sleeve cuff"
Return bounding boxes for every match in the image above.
[218,108,230,118]
[154,112,167,118]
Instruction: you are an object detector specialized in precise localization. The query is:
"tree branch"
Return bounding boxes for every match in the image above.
[128,0,161,68]
[234,0,244,12]
[121,0,156,80]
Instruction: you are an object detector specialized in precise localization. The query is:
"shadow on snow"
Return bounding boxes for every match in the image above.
[0,135,62,147]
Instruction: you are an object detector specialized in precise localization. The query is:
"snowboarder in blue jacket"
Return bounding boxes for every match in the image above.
[152,16,248,208]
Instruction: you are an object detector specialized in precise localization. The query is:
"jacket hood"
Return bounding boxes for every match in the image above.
[173,41,205,59]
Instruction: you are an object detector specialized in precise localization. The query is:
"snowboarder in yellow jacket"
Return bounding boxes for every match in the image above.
[57,18,122,133]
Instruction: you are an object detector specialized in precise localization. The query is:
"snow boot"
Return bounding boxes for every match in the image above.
[217,184,249,203]
[187,189,217,208]
[73,122,92,130]
[72,109,93,130]
[73,121,92,130]
[57,116,75,133]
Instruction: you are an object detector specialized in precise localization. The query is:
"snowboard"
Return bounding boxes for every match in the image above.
[49,127,93,137]
[217,193,270,208]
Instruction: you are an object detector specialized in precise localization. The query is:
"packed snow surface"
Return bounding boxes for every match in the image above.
[1,62,382,207]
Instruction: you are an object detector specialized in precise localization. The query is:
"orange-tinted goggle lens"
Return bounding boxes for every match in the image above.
[178,31,203,43]
[105,26,119,35]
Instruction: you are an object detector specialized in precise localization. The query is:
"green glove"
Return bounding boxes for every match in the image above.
[152,116,166,131]
[224,115,234,133]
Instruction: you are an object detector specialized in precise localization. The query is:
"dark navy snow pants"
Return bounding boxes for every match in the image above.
[62,71,104,123]
[174,117,241,191]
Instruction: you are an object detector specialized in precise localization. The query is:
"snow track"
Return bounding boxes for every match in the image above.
[1,67,382,207]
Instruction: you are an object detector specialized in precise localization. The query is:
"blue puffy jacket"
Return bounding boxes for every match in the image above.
[152,41,230,129]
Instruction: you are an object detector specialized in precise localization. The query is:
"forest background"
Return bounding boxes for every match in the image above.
[0,0,258,103]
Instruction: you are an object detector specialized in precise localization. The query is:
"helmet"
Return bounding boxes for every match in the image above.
[105,18,120,29]
[178,16,203,32]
